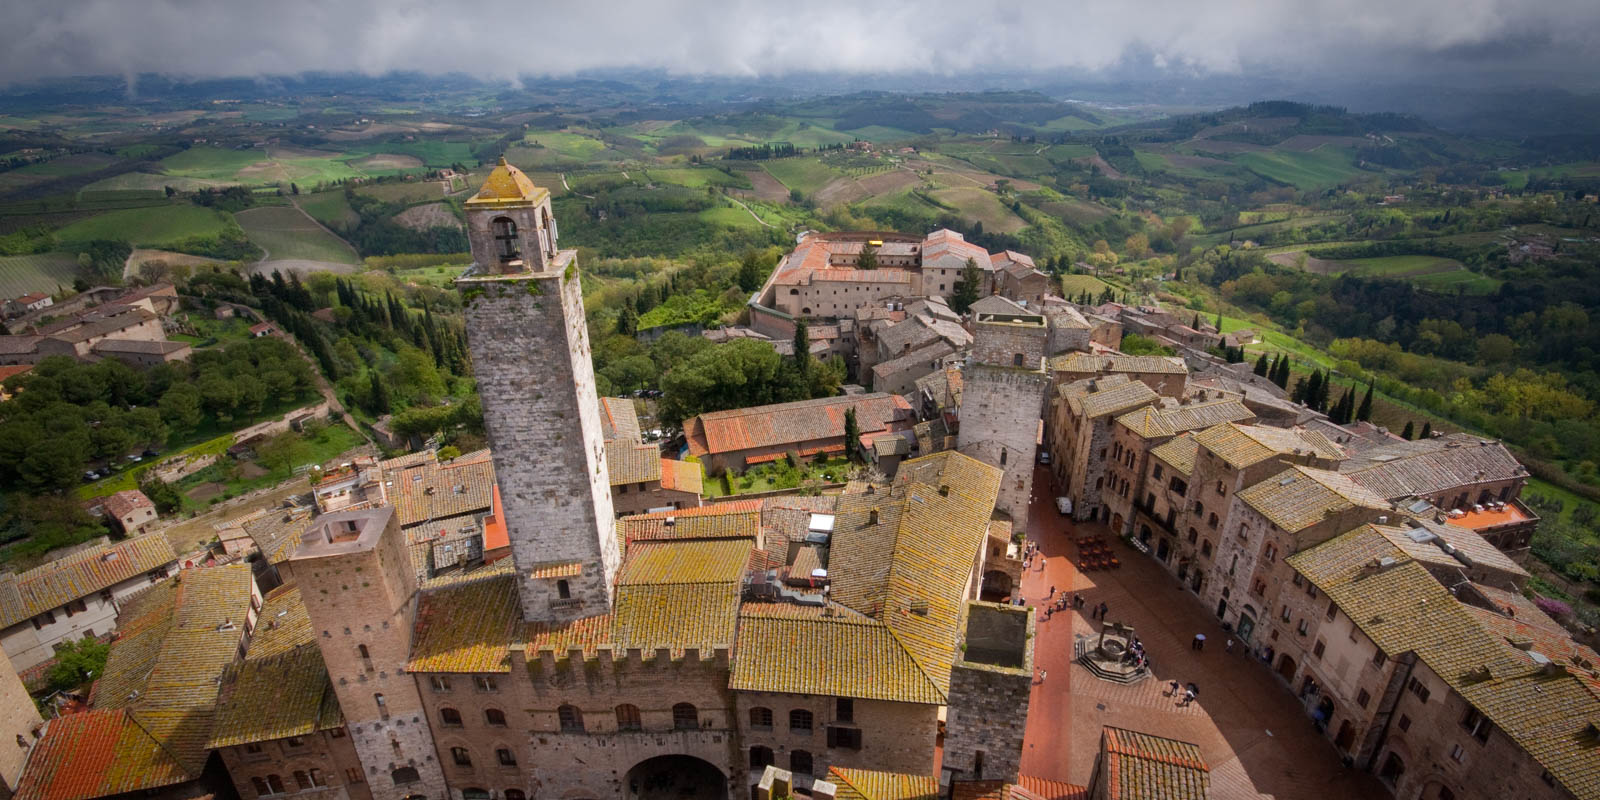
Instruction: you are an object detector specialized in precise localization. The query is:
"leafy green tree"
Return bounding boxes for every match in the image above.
[45,636,109,694]
[139,475,183,515]
[737,250,768,292]
[366,371,392,415]
[616,305,639,337]
[257,431,310,474]
[658,338,786,426]
[951,258,983,315]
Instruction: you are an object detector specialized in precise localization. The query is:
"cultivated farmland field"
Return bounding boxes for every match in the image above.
[0,252,83,298]
[297,191,361,229]
[761,158,841,196]
[1231,147,1363,190]
[236,206,360,266]
[56,205,232,247]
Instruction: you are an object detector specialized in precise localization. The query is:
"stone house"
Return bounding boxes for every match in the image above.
[4,293,52,317]
[88,337,192,367]
[684,394,915,474]
[1099,400,1256,537]
[0,533,177,671]
[1049,353,1188,398]
[99,489,158,536]
[1340,433,1529,515]
[1046,376,1159,524]
[0,647,42,798]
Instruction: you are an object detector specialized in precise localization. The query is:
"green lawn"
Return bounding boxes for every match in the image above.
[762,158,841,196]
[703,456,853,497]
[0,252,83,298]
[56,205,233,247]
[297,190,360,229]
[1526,477,1600,534]
[173,423,365,511]
[157,147,264,180]
[699,205,763,229]
[1059,274,1111,297]
[236,206,359,265]
[1232,147,1364,190]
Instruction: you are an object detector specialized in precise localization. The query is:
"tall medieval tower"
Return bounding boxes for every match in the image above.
[291,507,447,800]
[456,159,620,623]
[958,309,1049,534]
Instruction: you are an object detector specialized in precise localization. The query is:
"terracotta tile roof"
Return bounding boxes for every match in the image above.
[1464,605,1600,694]
[0,533,176,629]
[730,611,943,704]
[1237,466,1389,534]
[1288,527,1600,798]
[384,449,495,526]
[684,393,911,458]
[1372,518,1528,580]
[209,642,342,748]
[1150,434,1198,475]
[1340,433,1526,500]
[408,573,520,673]
[951,778,1086,800]
[617,538,752,585]
[599,396,642,442]
[828,767,939,800]
[1079,380,1159,419]
[1015,776,1089,800]
[1050,353,1187,375]
[612,582,740,654]
[607,440,662,485]
[525,613,614,658]
[824,452,1001,699]
[658,458,703,494]
[247,585,314,660]
[616,501,762,550]
[465,157,548,207]
[21,565,255,800]
[1100,727,1211,800]
[1192,423,1343,470]
[101,490,153,520]
[12,710,188,800]
[1115,400,1254,440]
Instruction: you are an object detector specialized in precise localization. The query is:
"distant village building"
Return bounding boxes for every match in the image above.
[684,393,915,474]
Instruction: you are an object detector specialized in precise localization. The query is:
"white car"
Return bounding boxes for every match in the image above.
[1056,497,1072,516]
[1038,450,1051,465]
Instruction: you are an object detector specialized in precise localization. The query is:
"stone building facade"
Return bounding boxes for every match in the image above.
[292,508,448,800]
[959,312,1049,533]
[941,603,1034,786]
[458,160,620,622]
[1046,376,1158,523]
[0,646,41,800]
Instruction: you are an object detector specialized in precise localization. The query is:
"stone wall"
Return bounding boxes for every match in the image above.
[959,366,1048,533]
[0,646,41,798]
[942,603,1034,785]
[970,320,1046,368]
[735,691,938,788]
[610,482,700,517]
[460,266,620,623]
[218,731,372,800]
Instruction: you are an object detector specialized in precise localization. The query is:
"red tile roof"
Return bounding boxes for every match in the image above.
[12,710,187,800]
[102,490,153,520]
[684,393,911,458]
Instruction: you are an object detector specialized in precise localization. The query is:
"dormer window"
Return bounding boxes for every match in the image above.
[493,217,520,261]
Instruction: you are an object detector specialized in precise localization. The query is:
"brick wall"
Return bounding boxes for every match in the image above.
[218,731,371,800]
[959,366,1048,533]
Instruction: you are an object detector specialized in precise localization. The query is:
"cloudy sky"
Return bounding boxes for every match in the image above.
[3,0,1597,88]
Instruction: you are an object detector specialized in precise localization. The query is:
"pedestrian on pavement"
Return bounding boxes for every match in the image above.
[1192,633,1206,651]
[1098,602,1109,620]
[1225,638,1235,654]
[1072,592,1082,609]
[1182,688,1196,706]
[1049,585,1056,599]
[1167,680,1180,697]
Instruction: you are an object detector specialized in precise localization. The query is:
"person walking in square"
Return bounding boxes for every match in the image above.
[1192,633,1206,651]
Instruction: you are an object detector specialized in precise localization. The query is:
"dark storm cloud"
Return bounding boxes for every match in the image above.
[1,0,1596,86]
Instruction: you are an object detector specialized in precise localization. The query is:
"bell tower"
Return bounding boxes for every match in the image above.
[457,158,620,623]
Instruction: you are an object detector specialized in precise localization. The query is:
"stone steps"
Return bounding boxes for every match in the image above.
[1074,635,1152,685]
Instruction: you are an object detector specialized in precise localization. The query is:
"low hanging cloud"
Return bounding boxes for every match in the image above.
[2,0,1596,87]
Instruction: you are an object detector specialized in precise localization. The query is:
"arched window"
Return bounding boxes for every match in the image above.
[750,746,774,768]
[790,750,814,775]
[505,791,526,800]
[558,704,585,733]
[357,644,370,659]
[484,708,507,727]
[451,746,472,766]
[1187,528,1198,544]
[492,217,520,261]
[556,580,571,599]
[463,789,489,800]
[789,709,814,733]
[440,707,463,727]
[1208,512,1219,528]
[266,775,286,795]
[749,706,773,729]
[391,767,420,786]
[293,771,310,791]
[497,747,517,766]
[308,770,323,788]
[1201,540,1213,558]
[250,777,269,796]
[615,704,642,731]
[672,703,698,730]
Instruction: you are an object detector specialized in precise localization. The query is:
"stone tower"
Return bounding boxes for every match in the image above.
[942,602,1035,786]
[457,159,620,623]
[958,309,1049,533]
[290,507,446,800]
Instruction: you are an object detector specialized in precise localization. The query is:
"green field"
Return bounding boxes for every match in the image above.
[1332,255,1462,276]
[1059,274,1112,297]
[236,206,359,265]
[355,180,443,204]
[762,158,841,196]
[157,147,264,179]
[56,205,232,247]
[297,190,360,229]
[643,168,750,189]
[698,204,763,229]
[1232,147,1363,190]
[0,252,83,298]
[929,186,1028,233]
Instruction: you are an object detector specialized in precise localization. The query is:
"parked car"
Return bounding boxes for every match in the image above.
[83,471,100,482]
[142,448,160,458]
[1038,450,1051,465]
[1056,497,1072,516]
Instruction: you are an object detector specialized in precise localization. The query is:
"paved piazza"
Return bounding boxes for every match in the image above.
[1017,466,1389,799]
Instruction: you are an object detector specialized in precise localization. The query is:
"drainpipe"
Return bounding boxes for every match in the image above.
[1361,653,1417,772]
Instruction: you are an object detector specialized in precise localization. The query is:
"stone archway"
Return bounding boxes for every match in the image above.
[624,755,727,800]
[981,570,1013,600]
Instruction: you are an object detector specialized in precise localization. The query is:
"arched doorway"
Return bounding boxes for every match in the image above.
[1111,513,1123,532]
[624,755,727,800]
[1237,606,1256,644]
[981,570,1013,601]
[1335,719,1357,751]
[1156,538,1170,562]
[1277,653,1297,682]
[1378,751,1406,787]
[1138,524,1153,544]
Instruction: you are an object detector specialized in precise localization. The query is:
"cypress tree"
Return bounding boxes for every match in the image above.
[1401,421,1415,440]
[1356,381,1374,422]
[792,318,810,376]
[1291,377,1308,404]
[367,370,391,414]
[843,407,861,463]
